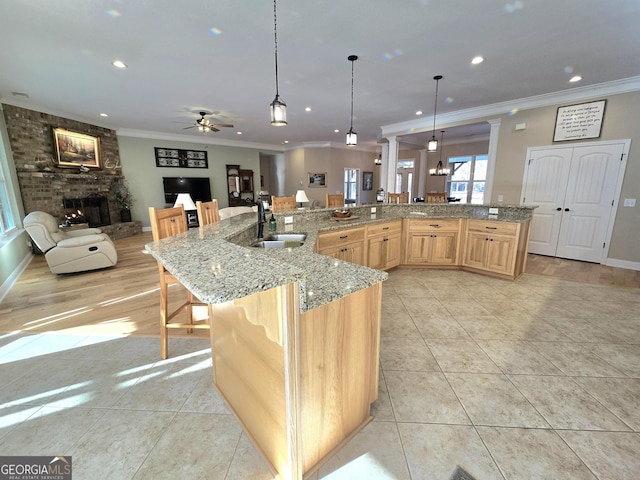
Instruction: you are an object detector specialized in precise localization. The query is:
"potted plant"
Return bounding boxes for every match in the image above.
[114,181,134,222]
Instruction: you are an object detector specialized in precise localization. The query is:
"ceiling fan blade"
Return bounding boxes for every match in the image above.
[212,124,234,128]
[183,125,196,129]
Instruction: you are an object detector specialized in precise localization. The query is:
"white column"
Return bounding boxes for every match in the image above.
[417,149,427,197]
[378,143,389,190]
[386,136,398,193]
[484,118,501,203]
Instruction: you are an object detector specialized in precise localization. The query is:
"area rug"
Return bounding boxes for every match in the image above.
[449,465,478,480]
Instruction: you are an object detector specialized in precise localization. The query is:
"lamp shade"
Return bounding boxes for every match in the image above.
[346,128,357,146]
[295,189,309,203]
[174,193,196,211]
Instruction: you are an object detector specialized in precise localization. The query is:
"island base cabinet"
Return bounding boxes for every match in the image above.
[209,281,382,480]
[403,218,461,266]
[462,219,531,279]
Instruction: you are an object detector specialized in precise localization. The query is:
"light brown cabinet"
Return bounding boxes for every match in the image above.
[316,227,366,266]
[403,218,461,266]
[462,219,530,278]
[366,220,402,270]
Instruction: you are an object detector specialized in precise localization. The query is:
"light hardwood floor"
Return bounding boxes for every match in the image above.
[1,232,638,337]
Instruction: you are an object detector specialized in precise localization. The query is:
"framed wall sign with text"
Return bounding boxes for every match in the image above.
[154,147,208,168]
[553,100,606,142]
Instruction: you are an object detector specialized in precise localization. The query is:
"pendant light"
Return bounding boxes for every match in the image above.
[427,75,443,152]
[270,0,286,126]
[429,130,451,176]
[346,55,358,146]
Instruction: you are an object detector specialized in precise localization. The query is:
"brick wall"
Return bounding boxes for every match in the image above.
[3,104,141,239]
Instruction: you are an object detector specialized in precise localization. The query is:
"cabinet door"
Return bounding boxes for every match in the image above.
[430,232,459,265]
[344,243,365,266]
[486,236,516,275]
[367,236,385,270]
[463,232,489,269]
[405,234,432,264]
[384,233,402,269]
[367,232,401,270]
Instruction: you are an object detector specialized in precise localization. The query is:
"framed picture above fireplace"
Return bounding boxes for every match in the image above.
[53,128,101,169]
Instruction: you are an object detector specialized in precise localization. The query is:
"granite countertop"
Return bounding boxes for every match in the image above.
[145,203,536,312]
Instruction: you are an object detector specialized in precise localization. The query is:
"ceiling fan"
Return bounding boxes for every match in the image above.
[183,111,234,133]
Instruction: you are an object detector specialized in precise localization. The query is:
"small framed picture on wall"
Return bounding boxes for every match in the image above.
[308,172,326,187]
[363,171,373,191]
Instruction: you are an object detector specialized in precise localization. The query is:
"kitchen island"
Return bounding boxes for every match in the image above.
[145,202,535,479]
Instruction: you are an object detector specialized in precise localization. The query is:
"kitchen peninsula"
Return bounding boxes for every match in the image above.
[145,202,535,480]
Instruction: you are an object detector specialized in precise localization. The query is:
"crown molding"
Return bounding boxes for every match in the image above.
[381,76,640,138]
[116,128,285,152]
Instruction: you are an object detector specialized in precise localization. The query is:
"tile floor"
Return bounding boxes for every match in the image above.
[1,269,639,479]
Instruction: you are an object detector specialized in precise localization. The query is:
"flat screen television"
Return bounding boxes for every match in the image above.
[163,177,212,205]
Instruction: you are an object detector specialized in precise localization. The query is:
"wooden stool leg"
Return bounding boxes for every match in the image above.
[159,279,169,360]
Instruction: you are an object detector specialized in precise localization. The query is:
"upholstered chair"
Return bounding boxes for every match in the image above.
[23,211,118,274]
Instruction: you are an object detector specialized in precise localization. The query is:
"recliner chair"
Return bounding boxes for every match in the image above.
[23,211,118,274]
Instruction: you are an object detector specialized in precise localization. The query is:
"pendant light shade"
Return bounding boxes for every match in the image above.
[427,75,443,152]
[270,0,286,126]
[429,130,451,176]
[346,55,358,146]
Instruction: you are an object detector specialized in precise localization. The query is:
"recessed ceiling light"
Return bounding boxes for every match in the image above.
[334,129,340,133]
[471,56,484,65]
[569,75,582,83]
[415,110,423,116]
[112,60,127,69]
[236,131,242,135]
[305,107,312,112]
[99,113,108,117]
[283,140,289,144]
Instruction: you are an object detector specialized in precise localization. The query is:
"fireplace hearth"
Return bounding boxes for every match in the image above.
[63,196,111,227]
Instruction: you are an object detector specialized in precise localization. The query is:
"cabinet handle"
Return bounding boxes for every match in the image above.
[564,208,570,212]
[485,226,497,230]
[490,238,494,241]
[556,207,562,211]
[383,238,388,242]
[339,235,348,239]
[382,227,390,230]
[429,224,440,227]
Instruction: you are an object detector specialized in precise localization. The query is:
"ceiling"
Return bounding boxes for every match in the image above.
[1,0,639,150]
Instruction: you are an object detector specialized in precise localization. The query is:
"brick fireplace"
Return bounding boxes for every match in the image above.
[3,104,141,239]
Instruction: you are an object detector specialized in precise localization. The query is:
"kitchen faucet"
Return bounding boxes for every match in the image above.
[257,201,266,239]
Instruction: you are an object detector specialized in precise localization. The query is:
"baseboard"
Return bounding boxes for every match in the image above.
[0,253,33,304]
[605,257,640,271]
[142,226,152,232]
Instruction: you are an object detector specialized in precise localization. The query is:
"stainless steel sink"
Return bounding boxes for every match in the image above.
[264,233,306,242]
[251,233,306,249]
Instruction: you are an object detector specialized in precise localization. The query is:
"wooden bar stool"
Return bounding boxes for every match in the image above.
[426,192,447,203]
[326,193,345,208]
[387,192,409,203]
[149,205,209,359]
[271,195,296,212]
[196,199,220,225]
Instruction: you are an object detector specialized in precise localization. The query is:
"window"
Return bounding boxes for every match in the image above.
[344,168,359,205]
[0,130,16,237]
[447,154,487,204]
[396,159,415,199]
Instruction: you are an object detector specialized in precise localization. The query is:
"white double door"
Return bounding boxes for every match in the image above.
[523,142,625,263]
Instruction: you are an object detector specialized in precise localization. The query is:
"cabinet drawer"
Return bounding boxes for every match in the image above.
[367,220,402,237]
[408,218,461,232]
[467,219,518,236]
[317,227,365,249]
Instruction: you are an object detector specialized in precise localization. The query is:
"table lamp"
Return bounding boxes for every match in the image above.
[295,189,309,209]
[173,193,196,211]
